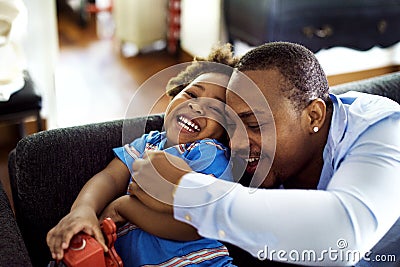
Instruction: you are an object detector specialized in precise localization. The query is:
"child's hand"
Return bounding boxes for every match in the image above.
[99,197,127,225]
[46,206,107,261]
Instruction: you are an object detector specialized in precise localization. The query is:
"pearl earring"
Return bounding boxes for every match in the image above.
[313,126,319,133]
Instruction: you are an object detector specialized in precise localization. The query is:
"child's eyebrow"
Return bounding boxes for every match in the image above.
[191,83,225,103]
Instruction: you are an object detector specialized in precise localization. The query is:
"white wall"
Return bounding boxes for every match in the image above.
[180,0,227,58]
[22,0,59,129]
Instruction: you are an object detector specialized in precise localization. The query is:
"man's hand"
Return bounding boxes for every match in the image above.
[131,151,192,213]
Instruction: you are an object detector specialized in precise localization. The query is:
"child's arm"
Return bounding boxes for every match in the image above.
[101,195,201,241]
[47,158,131,260]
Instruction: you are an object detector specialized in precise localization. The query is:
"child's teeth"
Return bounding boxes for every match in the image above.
[246,158,260,163]
[178,116,200,132]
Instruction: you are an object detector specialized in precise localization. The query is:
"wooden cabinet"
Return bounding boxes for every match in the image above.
[224,0,400,52]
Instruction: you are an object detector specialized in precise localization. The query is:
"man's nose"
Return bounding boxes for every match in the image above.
[229,126,249,152]
[188,102,204,115]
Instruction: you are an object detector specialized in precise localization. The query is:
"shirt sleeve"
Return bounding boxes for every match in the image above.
[113,133,149,172]
[173,117,400,266]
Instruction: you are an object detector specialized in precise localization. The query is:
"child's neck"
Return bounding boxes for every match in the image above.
[163,139,175,149]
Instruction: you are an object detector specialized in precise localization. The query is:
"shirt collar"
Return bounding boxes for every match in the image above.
[323,94,347,162]
[319,94,348,189]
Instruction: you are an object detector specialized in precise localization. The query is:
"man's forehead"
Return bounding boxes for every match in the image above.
[227,70,266,98]
[226,70,274,117]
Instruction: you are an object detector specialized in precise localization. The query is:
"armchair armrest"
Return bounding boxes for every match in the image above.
[0,181,32,266]
[330,72,400,104]
[9,114,164,267]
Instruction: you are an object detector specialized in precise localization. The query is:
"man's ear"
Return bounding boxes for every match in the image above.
[303,98,326,134]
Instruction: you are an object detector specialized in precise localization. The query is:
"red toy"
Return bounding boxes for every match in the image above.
[60,218,123,267]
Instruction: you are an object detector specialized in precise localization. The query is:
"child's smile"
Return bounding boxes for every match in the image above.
[177,115,201,133]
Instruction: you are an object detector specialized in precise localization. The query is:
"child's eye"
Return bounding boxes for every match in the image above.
[248,124,260,129]
[248,122,269,130]
[185,91,197,98]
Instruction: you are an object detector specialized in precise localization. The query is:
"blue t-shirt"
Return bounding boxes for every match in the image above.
[113,131,233,183]
[112,131,235,267]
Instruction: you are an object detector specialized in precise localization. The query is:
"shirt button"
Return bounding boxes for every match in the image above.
[185,214,192,222]
[218,230,226,239]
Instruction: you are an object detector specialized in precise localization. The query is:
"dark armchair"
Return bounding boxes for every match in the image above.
[7,115,164,267]
[1,72,400,267]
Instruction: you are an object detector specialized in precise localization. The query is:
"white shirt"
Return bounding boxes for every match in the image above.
[173,92,400,266]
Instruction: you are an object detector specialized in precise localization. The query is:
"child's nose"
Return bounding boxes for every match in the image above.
[188,102,204,115]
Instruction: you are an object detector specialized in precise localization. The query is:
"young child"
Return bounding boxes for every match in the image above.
[47,44,240,267]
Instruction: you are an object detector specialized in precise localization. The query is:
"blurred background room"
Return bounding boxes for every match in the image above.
[1,0,400,201]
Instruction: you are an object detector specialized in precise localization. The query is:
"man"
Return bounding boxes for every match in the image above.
[131,42,400,266]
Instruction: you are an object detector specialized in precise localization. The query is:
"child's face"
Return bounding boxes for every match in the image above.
[164,72,229,146]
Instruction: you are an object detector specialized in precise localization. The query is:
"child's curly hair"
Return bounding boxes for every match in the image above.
[166,43,240,99]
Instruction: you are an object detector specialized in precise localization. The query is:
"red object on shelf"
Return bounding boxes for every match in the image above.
[86,4,112,13]
[86,0,113,13]
[60,218,123,267]
[167,0,181,54]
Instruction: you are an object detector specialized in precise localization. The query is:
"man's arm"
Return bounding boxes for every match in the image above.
[133,118,400,266]
[173,117,400,265]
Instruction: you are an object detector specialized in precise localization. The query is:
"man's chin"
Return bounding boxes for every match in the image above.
[237,171,254,187]
[260,174,282,189]
[245,163,258,174]
[242,171,281,189]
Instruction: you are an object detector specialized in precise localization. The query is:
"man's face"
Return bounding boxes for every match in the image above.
[226,69,310,188]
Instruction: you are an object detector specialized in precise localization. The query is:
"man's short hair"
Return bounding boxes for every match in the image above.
[236,42,331,111]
